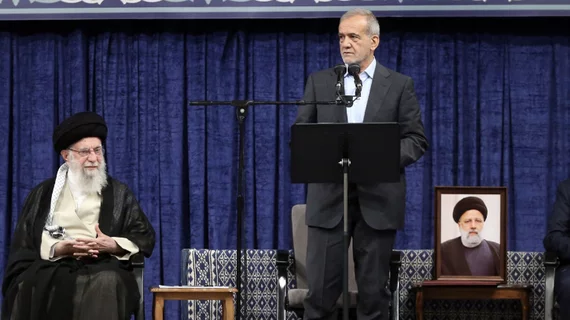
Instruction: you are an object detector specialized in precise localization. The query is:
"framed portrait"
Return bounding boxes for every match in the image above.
[434,186,507,283]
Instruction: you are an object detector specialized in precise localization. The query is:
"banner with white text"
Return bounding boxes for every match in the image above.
[1,0,570,20]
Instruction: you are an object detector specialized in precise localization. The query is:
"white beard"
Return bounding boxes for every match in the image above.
[67,153,108,194]
[460,228,483,248]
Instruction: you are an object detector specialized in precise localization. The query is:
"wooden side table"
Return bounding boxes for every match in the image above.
[413,282,531,320]
[150,286,238,320]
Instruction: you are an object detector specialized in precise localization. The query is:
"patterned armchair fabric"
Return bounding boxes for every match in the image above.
[181,249,281,320]
[397,250,546,320]
[181,249,548,320]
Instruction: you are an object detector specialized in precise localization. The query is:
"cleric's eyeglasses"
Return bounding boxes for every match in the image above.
[68,146,104,158]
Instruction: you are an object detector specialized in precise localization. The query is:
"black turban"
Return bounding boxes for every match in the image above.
[52,112,107,153]
[452,196,488,223]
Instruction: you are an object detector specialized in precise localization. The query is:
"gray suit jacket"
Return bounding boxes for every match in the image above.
[295,62,428,230]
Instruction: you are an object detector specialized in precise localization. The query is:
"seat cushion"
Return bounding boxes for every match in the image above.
[287,288,358,309]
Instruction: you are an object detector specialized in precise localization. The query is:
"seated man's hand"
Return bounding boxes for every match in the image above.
[54,240,99,258]
[75,224,126,256]
[72,239,100,258]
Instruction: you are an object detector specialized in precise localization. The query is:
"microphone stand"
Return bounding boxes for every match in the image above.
[188,98,353,320]
[332,91,358,320]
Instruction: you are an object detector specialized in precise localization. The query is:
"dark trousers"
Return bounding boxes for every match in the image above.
[10,268,135,320]
[303,197,397,320]
[555,264,570,317]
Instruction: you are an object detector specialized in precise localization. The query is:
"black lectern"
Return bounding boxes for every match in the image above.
[290,122,400,184]
[289,122,400,320]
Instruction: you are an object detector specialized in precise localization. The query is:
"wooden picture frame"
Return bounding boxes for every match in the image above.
[434,186,508,283]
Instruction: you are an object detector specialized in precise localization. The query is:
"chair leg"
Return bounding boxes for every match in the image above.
[136,301,145,320]
[135,270,144,320]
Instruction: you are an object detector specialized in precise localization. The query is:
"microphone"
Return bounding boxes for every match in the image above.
[348,63,362,98]
[334,64,347,97]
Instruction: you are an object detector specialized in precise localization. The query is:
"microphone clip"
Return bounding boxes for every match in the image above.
[332,63,357,108]
[348,63,362,98]
[334,64,347,98]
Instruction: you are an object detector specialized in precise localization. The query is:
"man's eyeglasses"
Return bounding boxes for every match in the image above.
[68,146,104,158]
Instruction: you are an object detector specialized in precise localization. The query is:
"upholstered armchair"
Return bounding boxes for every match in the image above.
[544,251,560,320]
[276,204,402,320]
[131,253,145,320]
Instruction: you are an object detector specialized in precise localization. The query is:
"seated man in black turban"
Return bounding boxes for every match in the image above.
[440,196,500,276]
[2,111,156,320]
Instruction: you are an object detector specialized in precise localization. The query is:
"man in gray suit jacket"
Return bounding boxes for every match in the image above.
[295,8,428,320]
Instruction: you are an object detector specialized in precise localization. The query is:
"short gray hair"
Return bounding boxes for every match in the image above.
[340,8,380,37]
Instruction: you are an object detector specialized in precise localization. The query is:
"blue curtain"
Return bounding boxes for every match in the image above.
[0,18,569,319]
